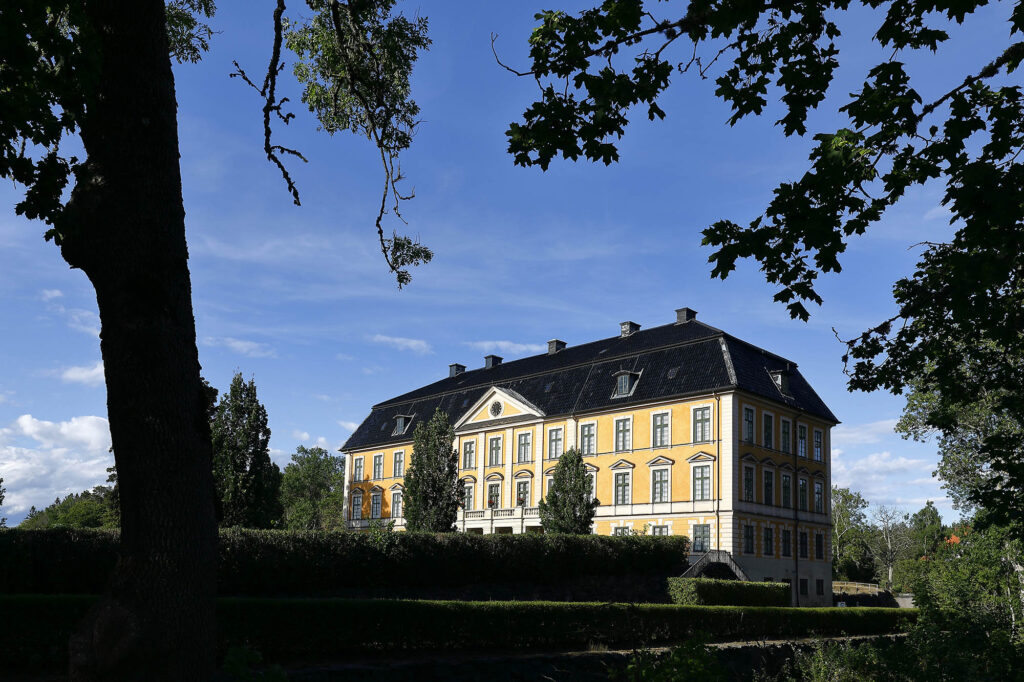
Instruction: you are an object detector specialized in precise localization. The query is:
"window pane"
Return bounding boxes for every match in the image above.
[764,416,773,449]
[351,493,362,520]
[782,475,792,508]
[392,492,402,518]
[653,413,668,447]
[581,424,595,455]
[743,467,754,502]
[693,524,710,552]
[764,471,774,505]
[744,408,754,443]
[781,422,791,453]
[463,442,475,469]
[463,485,474,510]
[652,469,668,503]
[615,419,631,452]
[614,472,630,505]
[489,438,502,466]
[693,407,710,442]
[694,465,710,501]
[548,429,563,458]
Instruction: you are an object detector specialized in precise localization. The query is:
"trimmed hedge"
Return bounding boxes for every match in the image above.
[667,577,790,606]
[0,594,919,670]
[0,528,689,596]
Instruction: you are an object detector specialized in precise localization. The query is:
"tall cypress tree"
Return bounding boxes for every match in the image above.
[539,448,598,534]
[404,408,460,532]
[210,373,282,528]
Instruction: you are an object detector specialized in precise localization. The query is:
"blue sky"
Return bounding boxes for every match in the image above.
[1,2,1010,525]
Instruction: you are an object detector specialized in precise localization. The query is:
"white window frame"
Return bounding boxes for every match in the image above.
[814,480,824,514]
[763,411,774,450]
[652,525,670,536]
[487,482,501,509]
[743,405,755,444]
[813,428,823,461]
[350,490,363,520]
[780,418,792,454]
[743,465,755,503]
[488,436,503,467]
[547,426,564,459]
[651,410,671,448]
[763,467,775,506]
[798,424,808,458]
[463,483,475,510]
[393,450,405,478]
[764,526,774,556]
[579,420,597,456]
[781,473,792,508]
[799,477,809,511]
[613,416,633,453]
[743,524,755,554]
[815,531,825,560]
[781,528,792,557]
[692,523,711,552]
[391,491,402,518]
[651,466,671,504]
[517,432,532,463]
[515,479,530,507]
[611,371,641,398]
[353,456,364,481]
[463,441,475,470]
[613,469,633,505]
[691,404,713,444]
[370,491,382,519]
[545,475,554,498]
[691,462,712,501]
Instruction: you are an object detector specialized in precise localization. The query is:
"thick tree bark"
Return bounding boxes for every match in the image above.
[63,2,217,679]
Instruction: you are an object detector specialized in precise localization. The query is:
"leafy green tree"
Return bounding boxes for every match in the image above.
[18,486,119,530]
[280,445,346,530]
[505,0,1024,530]
[867,505,912,587]
[908,500,944,559]
[403,408,460,532]
[831,486,872,581]
[539,447,598,534]
[211,373,282,529]
[2,1,430,674]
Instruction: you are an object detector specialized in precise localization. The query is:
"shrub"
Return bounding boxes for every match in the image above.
[667,578,790,606]
[0,595,919,671]
[0,528,689,596]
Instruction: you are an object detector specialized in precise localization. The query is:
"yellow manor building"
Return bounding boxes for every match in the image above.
[341,308,838,605]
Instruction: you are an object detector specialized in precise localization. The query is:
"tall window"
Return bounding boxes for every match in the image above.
[764,527,774,556]
[764,470,774,506]
[393,451,405,478]
[372,454,383,479]
[517,433,532,463]
[743,525,754,554]
[781,529,792,557]
[764,415,774,449]
[614,471,631,505]
[392,491,402,518]
[652,469,669,503]
[652,413,669,447]
[614,418,631,452]
[743,466,754,502]
[799,532,809,558]
[693,465,711,501]
[351,491,362,520]
[353,457,364,480]
[489,437,502,466]
[616,373,630,396]
[580,423,596,455]
[652,525,669,536]
[815,533,825,559]
[516,480,529,506]
[462,441,475,469]
[782,474,792,508]
[693,407,711,443]
[693,524,711,552]
[800,578,808,596]
[743,407,755,443]
[370,492,381,519]
[798,425,808,457]
[816,579,825,596]
[548,428,563,459]
[462,484,474,510]
[487,482,501,508]
[781,420,791,454]
[814,481,824,513]
[799,479,808,511]
[813,430,823,461]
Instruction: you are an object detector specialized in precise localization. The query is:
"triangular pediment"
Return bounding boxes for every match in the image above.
[455,386,545,431]
[584,463,599,473]
[609,459,635,470]
[760,458,776,467]
[687,451,716,463]
[646,455,675,467]
[389,483,404,491]
[778,462,794,471]
[741,452,758,462]
[369,485,384,493]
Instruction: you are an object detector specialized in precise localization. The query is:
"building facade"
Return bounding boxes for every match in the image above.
[341,308,837,605]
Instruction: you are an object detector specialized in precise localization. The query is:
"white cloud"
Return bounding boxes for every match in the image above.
[338,420,360,432]
[64,308,101,337]
[40,289,63,301]
[464,340,546,356]
[370,334,432,354]
[313,394,333,402]
[59,361,105,387]
[292,430,311,441]
[923,205,951,222]
[335,353,354,361]
[0,414,113,521]
[832,419,898,448]
[202,336,276,358]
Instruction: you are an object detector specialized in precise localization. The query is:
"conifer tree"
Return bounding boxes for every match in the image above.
[210,373,282,528]
[539,448,598,534]
[403,408,460,532]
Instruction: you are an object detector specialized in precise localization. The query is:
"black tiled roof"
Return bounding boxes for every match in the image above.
[342,319,839,451]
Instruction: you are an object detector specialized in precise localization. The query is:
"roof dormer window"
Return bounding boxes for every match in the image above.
[612,370,640,398]
[392,414,413,436]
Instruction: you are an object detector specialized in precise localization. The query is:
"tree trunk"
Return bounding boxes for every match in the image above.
[63,2,217,679]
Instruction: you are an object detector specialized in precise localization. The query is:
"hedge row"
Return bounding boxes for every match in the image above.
[0,528,690,595]
[1,594,919,670]
[667,577,790,606]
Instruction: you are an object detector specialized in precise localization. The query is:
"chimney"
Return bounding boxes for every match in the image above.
[484,354,503,369]
[449,363,466,378]
[547,339,566,355]
[619,321,641,337]
[676,307,698,323]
